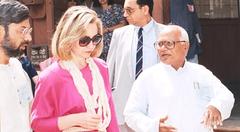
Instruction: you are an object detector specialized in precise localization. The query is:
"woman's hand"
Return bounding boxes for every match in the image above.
[75,112,101,130]
[58,112,101,131]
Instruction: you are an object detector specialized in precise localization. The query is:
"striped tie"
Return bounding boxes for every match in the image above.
[135,28,143,79]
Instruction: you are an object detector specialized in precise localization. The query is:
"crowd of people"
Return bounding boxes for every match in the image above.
[0,0,235,132]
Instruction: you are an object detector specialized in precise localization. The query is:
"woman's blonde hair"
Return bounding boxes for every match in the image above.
[52,6,103,60]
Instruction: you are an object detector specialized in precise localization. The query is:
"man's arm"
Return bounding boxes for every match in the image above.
[202,105,222,129]
[159,116,177,132]
[106,30,118,90]
[124,77,160,132]
[202,70,235,128]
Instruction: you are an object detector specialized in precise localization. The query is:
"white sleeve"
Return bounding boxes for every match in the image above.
[206,71,235,120]
[124,76,160,132]
[106,30,118,90]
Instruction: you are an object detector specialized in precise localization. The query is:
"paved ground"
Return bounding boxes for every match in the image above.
[214,117,240,132]
[213,108,240,132]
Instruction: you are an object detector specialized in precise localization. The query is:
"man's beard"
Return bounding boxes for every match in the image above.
[1,39,27,57]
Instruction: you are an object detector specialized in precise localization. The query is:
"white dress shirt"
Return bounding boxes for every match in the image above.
[131,19,159,76]
[124,61,234,132]
[0,58,33,132]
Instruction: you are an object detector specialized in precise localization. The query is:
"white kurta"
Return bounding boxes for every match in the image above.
[0,58,33,132]
[124,62,234,132]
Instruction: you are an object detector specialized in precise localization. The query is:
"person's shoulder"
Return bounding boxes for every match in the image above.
[38,62,62,82]
[93,58,107,69]
[186,62,213,74]
[10,57,21,63]
[187,62,206,69]
[10,57,23,68]
[139,63,162,78]
[35,62,64,96]
[158,23,167,29]
[153,20,166,29]
[148,63,163,73]
[114,25,133,33]
[92,58,109,78]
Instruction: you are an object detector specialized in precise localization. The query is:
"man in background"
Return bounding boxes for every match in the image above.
[18,50,38,96]
[107,0,165,131]
[170,0,202,63]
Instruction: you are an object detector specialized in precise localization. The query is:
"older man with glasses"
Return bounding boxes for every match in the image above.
[124,25,234,132]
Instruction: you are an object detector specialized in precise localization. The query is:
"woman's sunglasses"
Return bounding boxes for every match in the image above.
[79,34,102,47]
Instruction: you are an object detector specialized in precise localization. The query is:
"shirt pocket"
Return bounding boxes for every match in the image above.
[193,81,213,103]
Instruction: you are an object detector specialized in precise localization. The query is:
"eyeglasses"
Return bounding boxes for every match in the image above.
[124,5,145,15]
[21,27,32,36]
[79,34,102,47]
[154,40,187,50]
[124,8,136,15]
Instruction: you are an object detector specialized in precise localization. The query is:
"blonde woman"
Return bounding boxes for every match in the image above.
[31,6,119,132]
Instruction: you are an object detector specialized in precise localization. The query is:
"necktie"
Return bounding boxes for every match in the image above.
[135,28,143,79]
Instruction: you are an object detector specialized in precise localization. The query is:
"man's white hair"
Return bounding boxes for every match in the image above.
[160,25,189,44]
[178,26,189,43]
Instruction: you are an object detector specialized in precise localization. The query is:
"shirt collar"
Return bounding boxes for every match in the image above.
[161,60,188,72]
[134,18,154,33]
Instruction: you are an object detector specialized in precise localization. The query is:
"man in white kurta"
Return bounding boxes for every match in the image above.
[124,25,234,132]
[0,1,33,131]
[0,58,33,132]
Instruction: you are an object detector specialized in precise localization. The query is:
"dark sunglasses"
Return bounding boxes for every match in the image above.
[79,34,102,47]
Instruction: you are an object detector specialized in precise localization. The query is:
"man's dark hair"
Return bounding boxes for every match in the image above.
[136,0,153,16]
[0,1,29,26]
[0,1,30,57]
[0,0,29,40]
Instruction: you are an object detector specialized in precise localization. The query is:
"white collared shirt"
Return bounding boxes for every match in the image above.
[131,19,159,76]
[124,61,234,132]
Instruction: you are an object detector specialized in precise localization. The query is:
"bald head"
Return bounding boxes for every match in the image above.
[156,25,190,70]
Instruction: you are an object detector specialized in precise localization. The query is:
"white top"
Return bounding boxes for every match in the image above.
[124,62,234,132]
[131,19,159,76]
[0,58,33,132]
